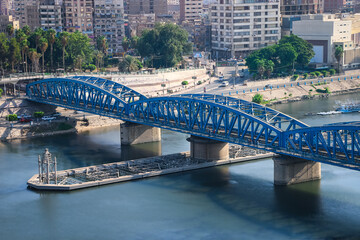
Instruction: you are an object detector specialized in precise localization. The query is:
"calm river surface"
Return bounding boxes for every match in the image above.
[1,93,360,240]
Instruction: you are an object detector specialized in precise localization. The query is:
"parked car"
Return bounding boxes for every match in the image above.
[265,84,273,88]
[19,118,32,123]
[218,76,224,81]
[42,116,56,121]
[52,112,61,117]
[220,81,229,87]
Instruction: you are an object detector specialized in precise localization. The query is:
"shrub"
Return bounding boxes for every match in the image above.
[34,111,44,118]
[316,87,331,94]
[293,74,299,80]
[329,69,336,75]
[252,93,263,104]
[289,93,293,97]
[0,88,3,98]
[322,71,329,77]
[303,73,308,79]
[197,80,202,85]
[6,114,17,121]
[310,72,316,78]
[87,64,96,72]
[314,71,322,77]
[181,81,189,85]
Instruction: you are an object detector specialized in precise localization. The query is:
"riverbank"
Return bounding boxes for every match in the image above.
[27,150,274,191]
[236,76,360,107]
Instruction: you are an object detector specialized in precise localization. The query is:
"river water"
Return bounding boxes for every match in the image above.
[1,93,360,240]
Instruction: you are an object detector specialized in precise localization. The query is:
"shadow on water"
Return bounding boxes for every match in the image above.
[140,164,360,239]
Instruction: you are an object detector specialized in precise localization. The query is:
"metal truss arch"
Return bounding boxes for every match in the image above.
[179,94,309,131]
[128,96,283,150]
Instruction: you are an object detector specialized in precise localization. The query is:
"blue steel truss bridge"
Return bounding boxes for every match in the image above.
[26,76,360,171]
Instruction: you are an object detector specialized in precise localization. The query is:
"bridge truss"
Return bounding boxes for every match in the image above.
[26,77,360,170]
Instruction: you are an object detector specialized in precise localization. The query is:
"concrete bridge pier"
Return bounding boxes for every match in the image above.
[120,122,161,145]
[187,135,229,161]
[273,155,321,185]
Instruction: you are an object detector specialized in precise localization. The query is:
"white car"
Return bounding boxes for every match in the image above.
[220,81,229,87]
[42,116,56,121]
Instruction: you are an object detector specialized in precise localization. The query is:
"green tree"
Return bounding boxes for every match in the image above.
[137,23,192,68]
[20,39,29,73]
[8,38,20,72]
[335,46,344,73]
[122,36,130,55]
[264,60,274,78]
[118,55,142,72]
[255,59,266,79]
[94,50,104,70]
[6,24,14,38]
[0,33,9,74]
[279,34,315,67]
[96,36,108,55]
[252,93,264,104]
[39,38,48,72]
[59,32,69,72]
[66,31,93,70]
[29,48,41,72]
[22,25,31,36]
[33,111,44,118]
[276,43,298,70]
[47,29,56,71]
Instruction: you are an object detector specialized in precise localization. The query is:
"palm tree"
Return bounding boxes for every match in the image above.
[6,24,14,38]
[47,29,56,71]
[39,38,48,72]
[22,25,31,36]
[28,48,41,73]
[122,36,130,56]
[60,32,69,72]
[20,39,29,73]
[94,50,104,71]
[34,28,43,51]
[335,46,344,74]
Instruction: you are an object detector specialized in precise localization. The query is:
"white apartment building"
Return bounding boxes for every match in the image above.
[210,0,281,59]
[94,0,125,54]
[293,14,352,64]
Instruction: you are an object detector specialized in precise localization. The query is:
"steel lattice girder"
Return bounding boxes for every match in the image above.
[179,94,308,131]
[282,123,360,170]
[66,76,147,103]
[129,96,283,150]
[26,78,131,115]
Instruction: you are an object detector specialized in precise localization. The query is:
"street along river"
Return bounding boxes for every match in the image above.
[1,93,360,239]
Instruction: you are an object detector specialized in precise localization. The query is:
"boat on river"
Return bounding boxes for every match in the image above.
[335,100,360,113]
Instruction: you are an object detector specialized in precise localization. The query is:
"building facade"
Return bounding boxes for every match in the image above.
[13,0,40,29]
[39,0,63,32]
[210,0,281,59]
[0,15,19,33]
[94,0,125,54]
[293,14,352,65]
[324,0,346,12]
[63,0,94,38]
[180,0,202,23]
[0,0,12,15]
[281,0,323,15]
[125,0,168,16]
[127,13,155,36]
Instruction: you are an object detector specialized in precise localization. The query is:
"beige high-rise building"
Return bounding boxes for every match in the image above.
[0,0,12,15]
[13,0,40,29]
[63,0,94,38]
[94,0,125,54]
[125,0,168,16]
[281,0,323,15]
[180,0,202,23]
[39,0,63,32]
[0,15,19,33]
[210,0,281,59]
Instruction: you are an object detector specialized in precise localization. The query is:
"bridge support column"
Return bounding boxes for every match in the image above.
[187,136,229,161]
[273,155,321,185]
[120,122,161,145]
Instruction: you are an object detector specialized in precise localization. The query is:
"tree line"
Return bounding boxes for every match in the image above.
[1,25,112,74]
[245,35,315,79]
